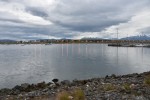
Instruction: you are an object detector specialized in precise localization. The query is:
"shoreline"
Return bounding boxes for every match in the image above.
[0,71,150,100]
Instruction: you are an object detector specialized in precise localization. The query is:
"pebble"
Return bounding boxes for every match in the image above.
[0,71,150,100]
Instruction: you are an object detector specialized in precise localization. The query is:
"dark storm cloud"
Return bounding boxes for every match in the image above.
[0,22,73,39]
[53,19,126,32]
[0,0,150,39]
[138,27,150,35]
[0,19,26,26]
[47,0,141,33]
[26,7,49,17]
[1,0,10,2]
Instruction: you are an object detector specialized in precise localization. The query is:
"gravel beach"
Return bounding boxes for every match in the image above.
[1,71,150,100]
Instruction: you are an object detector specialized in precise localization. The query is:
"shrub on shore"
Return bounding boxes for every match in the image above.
[56,88,85,100]
[103,83,117,91]
[144,75,150,86]
[73,88,85,100]
[56,91,70,100]
[123,83,131,91]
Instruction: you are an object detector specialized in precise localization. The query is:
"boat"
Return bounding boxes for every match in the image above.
[108,43,122,46]
[45,43,52,45]
[21,44,25,46]
[135,44,144,47]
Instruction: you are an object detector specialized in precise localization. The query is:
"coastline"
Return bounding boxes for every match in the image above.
[0,71,150,100]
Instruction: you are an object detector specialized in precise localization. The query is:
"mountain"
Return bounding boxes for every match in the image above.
[0,39,17,42]
[121,35,150,40]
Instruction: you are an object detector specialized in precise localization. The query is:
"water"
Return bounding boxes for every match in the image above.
[0,44,150,88]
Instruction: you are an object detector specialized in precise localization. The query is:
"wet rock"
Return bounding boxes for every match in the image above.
[61,80,71,86]
[0,88,11,95]
[12,89,20,95]
[111,74,117,78]
[80,80,88,85]
[49,83,57,89]
[21,83,30,89]
[25,84,36,92]
[47,82,53,86]
[52,79,59,83]
[1,71,150,99]
[12,85,22,92]
[42,88,49,92]
[105,75,109,79]
[72,79,79,85]
[37,81,47,89]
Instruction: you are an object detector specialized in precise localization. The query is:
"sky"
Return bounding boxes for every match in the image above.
[0,0,150,40]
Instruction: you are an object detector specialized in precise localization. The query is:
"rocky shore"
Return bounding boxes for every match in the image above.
[1,71,150,100]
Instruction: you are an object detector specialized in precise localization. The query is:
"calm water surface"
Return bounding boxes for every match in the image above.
[0,44,150,88]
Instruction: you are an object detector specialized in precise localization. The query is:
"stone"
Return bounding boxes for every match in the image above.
[21,83,30,89]
[61,80,71,85]
[52,79,59,83]
[130,84,136,89]
[111,74,117,78]
[68,96,73,99]
[105,75,109,79]
[37,81,47,89]
[0,88,11,95]
[47,82,53,86]
[1,71,150,99]
[12,85,22,91]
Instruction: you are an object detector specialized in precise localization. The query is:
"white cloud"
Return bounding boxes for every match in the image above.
[104,9,150,38]
[0,2,52,25]
[27,34,60,40]
[0,0,150,39]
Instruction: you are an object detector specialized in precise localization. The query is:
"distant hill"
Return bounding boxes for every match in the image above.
[81,35,150,40]
[121,35,150,40]
[0,39,16,42]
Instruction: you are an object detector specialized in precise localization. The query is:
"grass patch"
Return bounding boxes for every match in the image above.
[144,75,150,86]
[56,88,85,100]
[73,88,85,100]
[123,83,131,91]
[122,83,132,94]
[56,91,70,100]
[103,83,116,91]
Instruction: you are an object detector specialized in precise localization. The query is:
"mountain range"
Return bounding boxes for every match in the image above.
[0,39,16,42]
[121,35,150,40]
[0,35,150,42]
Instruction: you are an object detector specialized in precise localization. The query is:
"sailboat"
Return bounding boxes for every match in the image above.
[45,42,52,45]
[45,36,52,45]
[108,28,122,46]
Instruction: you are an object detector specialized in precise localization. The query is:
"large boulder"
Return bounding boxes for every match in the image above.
[21,83,30,89]
[52,79,59,83]
[0,88,11,95]
[61,80,71,86]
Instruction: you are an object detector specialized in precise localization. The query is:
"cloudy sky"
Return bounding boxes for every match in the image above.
[0,0,150,40]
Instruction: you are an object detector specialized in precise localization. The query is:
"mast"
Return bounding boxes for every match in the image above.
[117,28,119,40]
[127,33,129,44]
[116,28,119,45]
[141,32,143,45]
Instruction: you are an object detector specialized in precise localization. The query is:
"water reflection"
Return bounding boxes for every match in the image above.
[86,44,88,55]
[0,44,150,88]
[78,43,80,54]
[71,43,73,55]
[141,47,143,63]
[61,44,63,56]
[117,47,119,64]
